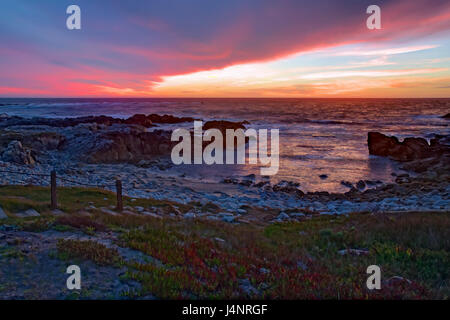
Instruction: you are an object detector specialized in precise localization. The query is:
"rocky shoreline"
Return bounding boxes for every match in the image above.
[0,112,449,300]
[0,112,449,223]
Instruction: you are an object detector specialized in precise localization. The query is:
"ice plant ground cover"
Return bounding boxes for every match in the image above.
[0,185,448,299]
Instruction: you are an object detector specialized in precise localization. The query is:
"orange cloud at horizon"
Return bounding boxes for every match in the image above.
[136,53,450,98]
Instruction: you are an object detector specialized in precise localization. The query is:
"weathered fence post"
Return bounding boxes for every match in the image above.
[116,179,123,212]
[50,170,57,209]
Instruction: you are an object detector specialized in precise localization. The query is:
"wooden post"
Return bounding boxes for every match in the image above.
[116,180,123,212]
[50,170,57,209]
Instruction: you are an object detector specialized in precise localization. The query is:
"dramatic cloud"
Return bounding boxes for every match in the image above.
[0,0,449,96]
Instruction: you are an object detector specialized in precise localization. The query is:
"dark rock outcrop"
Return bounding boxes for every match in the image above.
[442,113,450,119]
[0,113,197,129]
[203,120,248,133]
[0,115,122,128]
[123,114,154,127]
[272,180,302,195]
[356,180,366,190]
[0,113,252,165]
[367,132,447,161]
[85,129,174,163]
[1,140,35,165]
[24,132,66,151]
[0,131,65,158]
[0,114,249,132]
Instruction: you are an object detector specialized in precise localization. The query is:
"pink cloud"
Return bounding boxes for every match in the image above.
[1,0,449,96]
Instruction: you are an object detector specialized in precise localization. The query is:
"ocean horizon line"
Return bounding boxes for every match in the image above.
[1,96,449,100]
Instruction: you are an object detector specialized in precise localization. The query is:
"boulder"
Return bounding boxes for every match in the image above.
[276,212,290,220]
[0,207,7,219]
[222,215,236,223]
[1,140,35,165]
[430,134,450,147]
[15,209,40,218]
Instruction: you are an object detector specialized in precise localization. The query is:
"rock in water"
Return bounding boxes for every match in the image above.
[341,180,354,188]
[123,114,154,127]
[277,212,290,220]
[1,140,35,165]
[0,113,194,129]
[356,180,366,190]
[147,114,196,124]
[203,120,247,133]
[367,132,445,161]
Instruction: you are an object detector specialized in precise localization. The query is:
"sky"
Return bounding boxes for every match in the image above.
[0,0,449,98]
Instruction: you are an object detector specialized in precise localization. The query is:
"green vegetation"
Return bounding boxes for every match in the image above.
[0,185,448,299]
[0,185,189,215]
[117,212,448,299]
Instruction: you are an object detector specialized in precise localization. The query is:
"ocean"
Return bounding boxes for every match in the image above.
[1,98,449,193]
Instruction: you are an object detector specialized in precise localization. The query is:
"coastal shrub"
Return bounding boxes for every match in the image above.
[56,239,120,266]
[372,241,449,285]
[0,186,51,204]
[360,213,450,251]
[97,213,162,230]
[19,217,53,232]
[56,215,107,232]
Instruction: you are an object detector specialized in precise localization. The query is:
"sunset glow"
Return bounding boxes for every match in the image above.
[0,0,449,97]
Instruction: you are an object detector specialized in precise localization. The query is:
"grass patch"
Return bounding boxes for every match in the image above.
[0,196,48,214]
[0,185,190,214]
[56,215,107,233]
[56,239,121,266]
